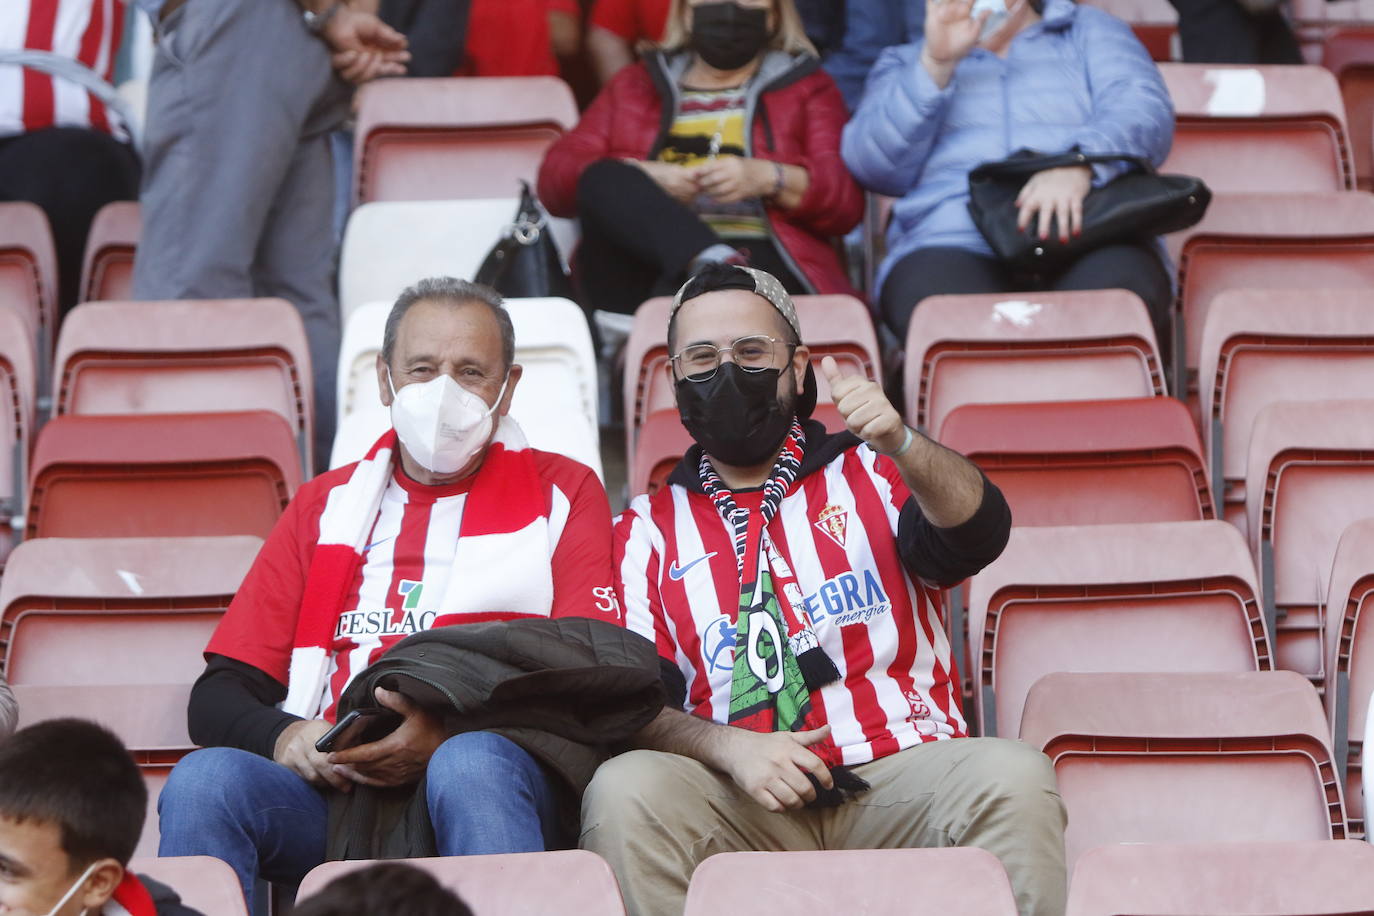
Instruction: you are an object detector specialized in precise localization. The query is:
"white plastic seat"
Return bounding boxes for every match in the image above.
[336,302,391,424]
[338,200,579,320]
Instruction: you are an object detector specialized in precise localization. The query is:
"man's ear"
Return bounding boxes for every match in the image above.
[792,344,811,389]
[79,859,123,911]
[376,354,394,408]
[497,364,523,416]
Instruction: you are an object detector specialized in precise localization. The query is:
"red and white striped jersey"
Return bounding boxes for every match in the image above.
[614,437,970,767]
[210,451,622,722]
[0,0,127,140]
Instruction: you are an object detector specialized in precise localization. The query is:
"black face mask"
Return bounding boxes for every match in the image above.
[677,362,794,468]
[689,2,771,72]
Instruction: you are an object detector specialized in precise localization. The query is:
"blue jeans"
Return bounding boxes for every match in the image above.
[158,732,562,913]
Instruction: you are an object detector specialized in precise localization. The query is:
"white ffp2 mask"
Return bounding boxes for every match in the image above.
[389,372,508,475]
[972,0,1011,40]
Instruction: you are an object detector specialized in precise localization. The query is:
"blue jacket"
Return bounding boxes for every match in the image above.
[840,0,1174,295]
[824,0,925,111]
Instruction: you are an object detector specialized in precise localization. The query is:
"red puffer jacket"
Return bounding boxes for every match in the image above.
[538,49,864,296]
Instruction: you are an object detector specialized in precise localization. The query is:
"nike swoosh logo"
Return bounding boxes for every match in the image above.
[363,535,396,553]
[668,552,717,581]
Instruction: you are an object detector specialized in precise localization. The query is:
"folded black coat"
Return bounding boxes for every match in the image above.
[325,617,666,861]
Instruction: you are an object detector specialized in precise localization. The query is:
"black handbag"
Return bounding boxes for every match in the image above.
[967,149,1211,274]
[474,181,575,300]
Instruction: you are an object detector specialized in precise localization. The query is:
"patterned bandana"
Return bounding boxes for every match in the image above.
[697,419,869,805]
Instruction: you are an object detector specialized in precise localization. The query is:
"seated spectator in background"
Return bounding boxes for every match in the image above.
[824,0,925,110]
[131,0,410,472]
[459,0,581,77]
[586,264,1066,916]
[0,674,14,741]
[538,0,863,317]
[841,0,1175,348]
[587,0,845,86]
[292,863,473,916]
[0,719,202,916]
[158,278,621,913]
[1,0,141,316]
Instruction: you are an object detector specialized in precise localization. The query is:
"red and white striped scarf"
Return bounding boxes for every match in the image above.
[283,417,553,718]
[102,872,156,916]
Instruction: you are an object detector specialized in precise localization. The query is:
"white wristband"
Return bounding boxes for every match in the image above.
[880,426,915,458]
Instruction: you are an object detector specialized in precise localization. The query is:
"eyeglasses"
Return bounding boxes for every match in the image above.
[671,335,796,381]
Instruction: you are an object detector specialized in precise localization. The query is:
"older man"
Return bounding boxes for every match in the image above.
[159,278,620,912]
[587,263,1067,916]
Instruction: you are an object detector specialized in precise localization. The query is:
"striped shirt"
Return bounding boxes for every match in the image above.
[0,0,127,140]
[614,425,988,766]
[209,451,622,722]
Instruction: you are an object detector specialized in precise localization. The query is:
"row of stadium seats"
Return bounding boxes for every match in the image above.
[132,839,1374,916]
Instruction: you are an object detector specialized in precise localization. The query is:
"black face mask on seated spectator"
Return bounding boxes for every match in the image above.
[689,2,772,72]
[677,361,795,467]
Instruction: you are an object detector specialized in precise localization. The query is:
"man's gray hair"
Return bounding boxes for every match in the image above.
[0,675,15,742]
[381,277,515,369]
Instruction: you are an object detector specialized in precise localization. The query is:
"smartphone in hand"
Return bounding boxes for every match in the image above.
[314,707,404,753]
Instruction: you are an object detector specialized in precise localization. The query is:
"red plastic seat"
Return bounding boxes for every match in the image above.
[0,201,57,361]
[903,290,1166,435]
[353,76,578,204]
[1021,670,1348,871]
[130,856,248,916]
[1324,517,1374,838]
[938,397,1213,527]
[684,848,1018,916]
[1080,0,1177,60]
[296,851,626,915]
[1245,399,1374,685]
[26,412,300,540]
[1198,288,1374,536]
[1324,30,1374,189]
[1066,841,1374,916]
[1159,63,1354,192]
[0,307,36,569]
[1170,191,1374,393]
[622,294,881,460]
[53,298,315,472]
[79,201,140,303]
[967,521,1269,738]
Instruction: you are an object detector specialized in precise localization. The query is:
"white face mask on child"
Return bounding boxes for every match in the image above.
[388,371,508,476]
[35,861,99,916]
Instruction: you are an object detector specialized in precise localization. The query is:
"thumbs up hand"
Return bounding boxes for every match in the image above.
[820,356,909,456]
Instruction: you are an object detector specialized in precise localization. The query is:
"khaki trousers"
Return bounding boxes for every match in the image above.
[580,737,1067,916]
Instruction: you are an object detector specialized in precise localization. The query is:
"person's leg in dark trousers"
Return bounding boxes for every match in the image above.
[574,158,722,314]
[0,127,140,314]
[1050,242,1174,364]
[728,238,806,295]
[878,246,1009,343]
[1166,0,1299,63]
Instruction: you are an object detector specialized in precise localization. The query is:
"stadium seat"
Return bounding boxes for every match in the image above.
[629,409,697,498]
[0,306,36,570]
[353,76,579,205]
[329,298,603,477]
[1198,288,1374,535]
[14,683,191,860]
[1367,694,1374,841]
[1325,517,1374,837]
[938,397,1214,527]
[296,851,626,915]
[1170,190,1374,394]
[1245,399,1374,684]
[130,856,248,916]
[967,521,1269,738]
[683,848,1019,916]
[1080,0,1178,60]
[26,412,300,540]
[1021,670,1349,870]
[0,534,258,658]
[0,201,57,363]
[79,200,140,303]
[902,290,1166,436]
[1065,841,1374,916]
[1159,63,1354,192]
[1323,30,1374,188]
[337,199,579,320]
[52,298,315,473]
[623,294,882,460]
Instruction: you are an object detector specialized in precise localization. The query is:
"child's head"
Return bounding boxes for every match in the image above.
[0,719,147,916]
